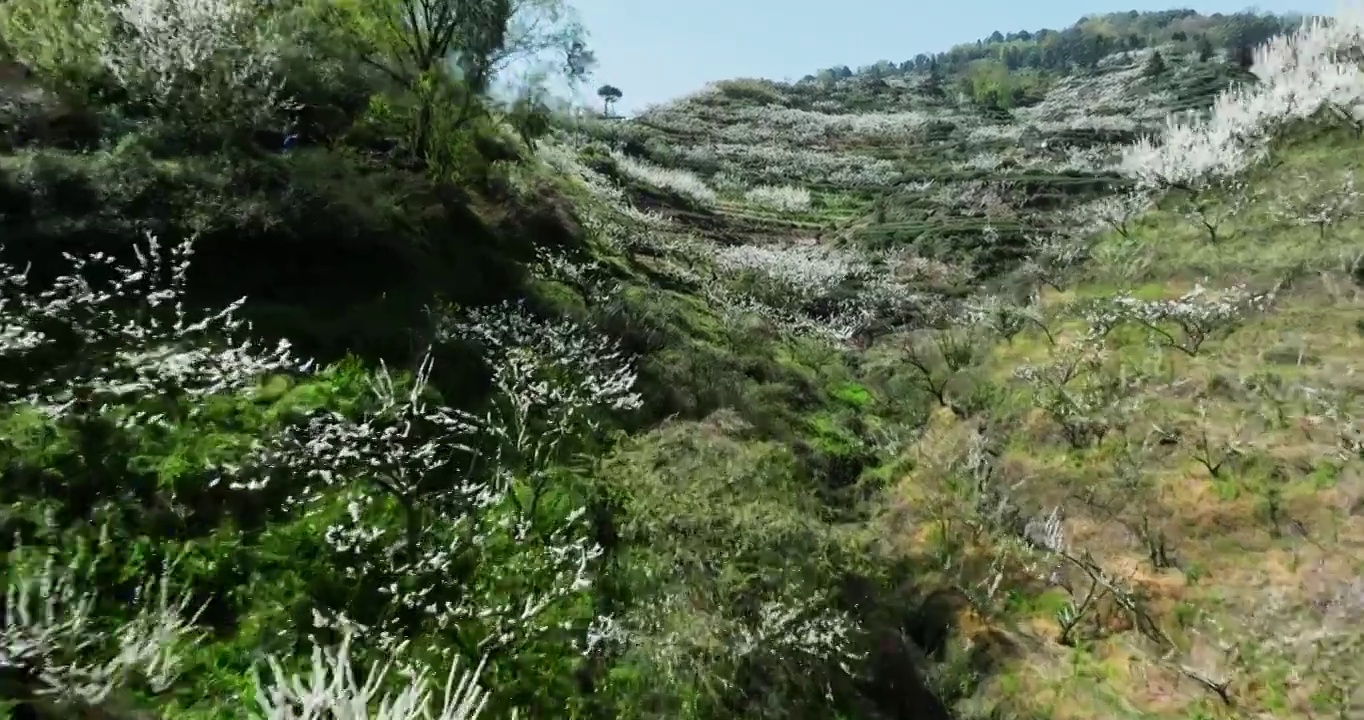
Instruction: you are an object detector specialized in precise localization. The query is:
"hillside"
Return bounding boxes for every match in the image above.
[0,3,1361,720]
[571,11,1294,278]
[548,7,1364,720]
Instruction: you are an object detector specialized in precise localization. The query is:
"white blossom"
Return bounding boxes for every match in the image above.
[1119,6,1364,188]
[251,628,490,720]
[0,549,204,705]
[0,232,305,422]
[1014,343,1142,448]
[1068,190,1154,238]
[1104,283,1277,355]
[705,242,931,343]
[743,184,812,213]
[730,595,861,670]
[1273,168,1361,239]
[608,151,717,206]
[254,302,640,658]
[101,0,294,131]
[681,143,900,188]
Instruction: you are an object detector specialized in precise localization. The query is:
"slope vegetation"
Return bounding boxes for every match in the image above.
[571,15,1273,276]
[0,1,949,719]
[897,120,1364,720]
[551,8,1364,720]
[0,3,1359,720]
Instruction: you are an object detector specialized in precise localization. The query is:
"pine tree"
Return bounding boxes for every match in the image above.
[1143,50,1167,77]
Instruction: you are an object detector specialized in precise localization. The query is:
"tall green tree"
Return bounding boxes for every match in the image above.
[324,0,510,160]
[1143,49,1166,77]
[596,83,621,115]
[325,0,589,167]
[1197,34,1216,61]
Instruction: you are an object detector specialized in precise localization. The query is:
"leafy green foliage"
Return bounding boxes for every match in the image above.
[958,60,1049,109]
[588,413,876,719]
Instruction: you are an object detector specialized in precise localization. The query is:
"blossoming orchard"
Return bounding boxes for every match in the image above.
[3,0,1364,717]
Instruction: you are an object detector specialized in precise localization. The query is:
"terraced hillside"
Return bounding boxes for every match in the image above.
[888,119,1364,720]
[567,23,1276,275]
[534,9,1364,720]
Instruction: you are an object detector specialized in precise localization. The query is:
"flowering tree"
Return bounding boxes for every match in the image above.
[1069,190,1153,239]
[1119,9,1364,189]
[442,300,643,459]
[1020,229,1091,292]
[704,241,932,344]
[0,227,651,715]
[1014,341,1143,448]
[0,547,204,706]
[0,552,496,720]
[0,233,510,714]
[608,150,717,206]
[0,430,501,719]
[251,627,491,720]
[1104,283,1277,356]
[587,413,866,716]
[743,184,812,213]
[247,298,641,667]
[1071,434,1177,569]
[969,294,1054,345]
[0,232,303,422]
[78,0,295,144]
[1273,168,1360,240]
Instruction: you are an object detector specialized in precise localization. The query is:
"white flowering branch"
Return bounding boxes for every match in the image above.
[254,350,590,657]
[254,301,640,661]
[743,185,812,213]
[1120,8,1364,190]
[0,232,305,423]
[731,594,862,673]
[259,348,482,509]
[101,0,295,133]
[251,628,490,720]
[706,242,930,344]
[968,294,1054,346]
[1105,283,1276,356]
[446,299,643,448]
[1014,343,1142,449]
[0,548,204,706]
[1070,190,1153,239]
[1273,169,1360,241]
[1022,230,1091,292]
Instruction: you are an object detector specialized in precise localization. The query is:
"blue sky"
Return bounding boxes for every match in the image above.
[566,0,1335,115]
